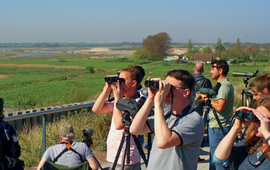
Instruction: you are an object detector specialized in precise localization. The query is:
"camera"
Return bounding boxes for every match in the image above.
[199,83,221,97]
[82,128,94,148]
[144,80,159,89]
[116,97,146,119]
[232,70,259,78]
[235,110,259,122]
[105,76,125,83]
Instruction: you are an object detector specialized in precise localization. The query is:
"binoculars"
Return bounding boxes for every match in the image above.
[144,80,159,89]
[235,110,259,122]
[105,76,125,83]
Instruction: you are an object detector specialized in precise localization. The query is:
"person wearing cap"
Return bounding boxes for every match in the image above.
[36,124,98,170]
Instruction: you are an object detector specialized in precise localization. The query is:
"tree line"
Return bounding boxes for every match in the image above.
[133,32,270,63]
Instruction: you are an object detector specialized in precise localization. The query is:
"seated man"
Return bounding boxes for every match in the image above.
[37,124,98,170]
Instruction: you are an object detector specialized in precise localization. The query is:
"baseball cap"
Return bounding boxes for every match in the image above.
[58,124,74,137]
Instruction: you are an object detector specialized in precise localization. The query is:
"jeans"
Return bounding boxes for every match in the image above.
[208,127,231,170]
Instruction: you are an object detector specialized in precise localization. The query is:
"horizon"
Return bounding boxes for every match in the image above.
[1,0,270,44]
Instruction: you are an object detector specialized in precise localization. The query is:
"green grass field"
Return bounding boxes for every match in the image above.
[0,52,270,109]
[0,53,269,110]
[1,51,269,168]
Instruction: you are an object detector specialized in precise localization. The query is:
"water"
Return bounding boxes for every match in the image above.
[0,52,58,58]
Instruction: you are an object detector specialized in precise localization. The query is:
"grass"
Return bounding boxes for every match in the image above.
[1,59,269,109]
[18,110,111,167]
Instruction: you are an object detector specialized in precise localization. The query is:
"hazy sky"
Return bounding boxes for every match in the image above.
[1,0,269,44]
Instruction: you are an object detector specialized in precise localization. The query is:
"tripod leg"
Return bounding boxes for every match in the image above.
[120,137,127,170]
[112,133,125,170]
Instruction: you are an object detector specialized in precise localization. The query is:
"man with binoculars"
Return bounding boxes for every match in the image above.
[198,59,234,170]
[130,69,204,170]
[92,65,145,170]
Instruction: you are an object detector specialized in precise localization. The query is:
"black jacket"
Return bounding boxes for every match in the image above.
[0,121,21,168]
[189,73,212,115]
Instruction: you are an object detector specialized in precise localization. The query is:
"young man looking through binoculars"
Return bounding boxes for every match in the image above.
[92,65,145,170]
[130,69,204,170]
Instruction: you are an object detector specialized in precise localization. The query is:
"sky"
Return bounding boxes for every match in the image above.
[1,0,270,44]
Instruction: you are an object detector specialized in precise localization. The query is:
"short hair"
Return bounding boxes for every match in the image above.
[121,65,145,86]
[248,73,270,93]
[58,124,75,141]
[166,69,195,92]
[211,59,229,76]
[194,63,204,73]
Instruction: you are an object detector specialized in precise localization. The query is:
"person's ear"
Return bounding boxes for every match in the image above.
[132,80,137,87]
[218,68,224,75]
[263,88,270,95]
[183,89,190,98]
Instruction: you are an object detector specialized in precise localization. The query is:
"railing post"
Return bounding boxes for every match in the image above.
[42,115,46,155]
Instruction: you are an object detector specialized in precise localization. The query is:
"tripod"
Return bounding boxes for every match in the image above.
[202,98,226,137]
[234,76,255,142]
[112,112,148,170]
[236,76,254,108]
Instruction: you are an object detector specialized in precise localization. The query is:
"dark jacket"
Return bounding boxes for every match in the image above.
[0,121,21,169]
[189,73,212,115]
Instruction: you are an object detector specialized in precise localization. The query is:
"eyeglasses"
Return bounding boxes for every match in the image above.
[211,64,219,68]
[171,85,187,90]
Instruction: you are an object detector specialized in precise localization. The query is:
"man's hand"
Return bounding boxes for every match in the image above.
[196,92,210,103]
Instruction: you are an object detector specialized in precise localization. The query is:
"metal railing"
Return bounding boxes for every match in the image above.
[4,102,95,154]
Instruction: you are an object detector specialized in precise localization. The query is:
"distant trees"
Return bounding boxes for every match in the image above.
[142,32,172,59]
[235,38,241,52]
[133,49,148,59]
[201,47,213,53]
[186,39,193,56]
[215,37,226,57]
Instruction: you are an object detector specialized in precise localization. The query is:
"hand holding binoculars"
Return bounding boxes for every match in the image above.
[235,110,259,122]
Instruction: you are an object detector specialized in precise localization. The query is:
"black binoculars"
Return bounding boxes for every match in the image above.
[235,110,259,122]
[144,80,159,89]
[105,76,125,83]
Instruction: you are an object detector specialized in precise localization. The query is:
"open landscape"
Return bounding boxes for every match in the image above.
[1,46,269,168]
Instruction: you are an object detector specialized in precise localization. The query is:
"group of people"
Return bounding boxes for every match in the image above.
[1,60,270,170]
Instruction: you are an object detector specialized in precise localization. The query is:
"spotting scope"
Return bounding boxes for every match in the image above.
[232,70,259,78]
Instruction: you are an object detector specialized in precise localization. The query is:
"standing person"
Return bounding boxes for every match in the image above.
[0,98,23,170]
[189,63,212,115]
[37,124,98,170]
[189,63,212,163]
[92,65,145,170]
[214,96,270,169]
[130,69,205,170]
[200,59,234,170]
